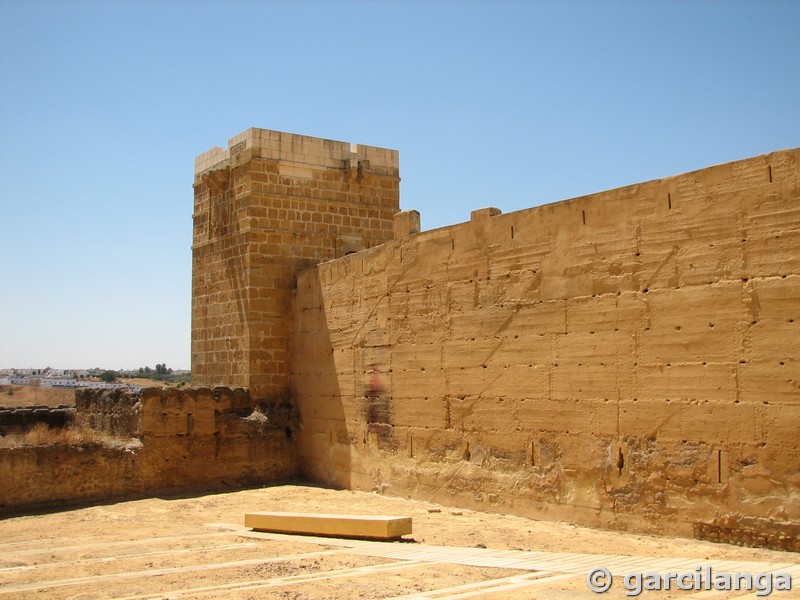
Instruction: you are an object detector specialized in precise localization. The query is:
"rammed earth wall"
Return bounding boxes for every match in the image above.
[0,387,298,513]
[291,147,800,541]
[0,405,75,433]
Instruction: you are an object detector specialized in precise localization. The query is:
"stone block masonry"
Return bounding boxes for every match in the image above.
[291,146,800,545]
[192,128,400,401]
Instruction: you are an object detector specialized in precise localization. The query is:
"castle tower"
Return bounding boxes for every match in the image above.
[192,128,400,400]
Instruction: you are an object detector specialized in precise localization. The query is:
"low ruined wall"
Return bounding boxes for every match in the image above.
[0,405,75,434]
[0,387,299,513]
[0,444,140,510]
[75,387,140,437]
[292,148,800,545]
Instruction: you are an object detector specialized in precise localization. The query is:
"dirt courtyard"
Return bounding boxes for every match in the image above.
[1,484,797,599]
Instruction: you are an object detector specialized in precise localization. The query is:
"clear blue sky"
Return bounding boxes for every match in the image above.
[1,0,798,371]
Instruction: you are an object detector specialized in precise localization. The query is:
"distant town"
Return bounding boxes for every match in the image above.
[0,366,191,393]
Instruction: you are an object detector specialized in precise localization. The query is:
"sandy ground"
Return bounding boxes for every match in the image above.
[1,484,798,599]
[0,385,74,408]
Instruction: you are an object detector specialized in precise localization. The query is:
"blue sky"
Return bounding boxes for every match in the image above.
[1,0,798,371]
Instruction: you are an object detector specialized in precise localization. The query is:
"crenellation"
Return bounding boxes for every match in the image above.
[196,128,399,179]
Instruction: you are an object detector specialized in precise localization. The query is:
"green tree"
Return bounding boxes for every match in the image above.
[99,370,118,383]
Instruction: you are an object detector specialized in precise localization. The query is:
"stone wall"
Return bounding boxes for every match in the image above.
[0,387,299,513]
[192,128,400,400]
[292,148,800,540]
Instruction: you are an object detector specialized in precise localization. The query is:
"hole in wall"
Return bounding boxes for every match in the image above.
[768,165,773,183]
[616,448,625,475]
[582,210,586,225]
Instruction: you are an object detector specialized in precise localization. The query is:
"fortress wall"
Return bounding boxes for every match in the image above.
[292,148,800,539]
[75,387,140,437]
[0,387,298,513]
[192,128,399,400]
[0,405,74,434]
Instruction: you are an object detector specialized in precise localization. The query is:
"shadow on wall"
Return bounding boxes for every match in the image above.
[293,267,351,489]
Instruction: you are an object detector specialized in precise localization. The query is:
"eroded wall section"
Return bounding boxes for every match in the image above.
[293,149,800,541]
[0,387,298,513]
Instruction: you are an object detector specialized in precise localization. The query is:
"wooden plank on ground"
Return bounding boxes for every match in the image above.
[244,512,412,541]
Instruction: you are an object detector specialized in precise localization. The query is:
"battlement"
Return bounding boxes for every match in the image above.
[195,128,399,178]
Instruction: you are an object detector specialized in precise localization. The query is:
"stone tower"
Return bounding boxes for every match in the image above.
[192,128,400,400]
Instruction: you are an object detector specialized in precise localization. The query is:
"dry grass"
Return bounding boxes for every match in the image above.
[118,377,169,388]
[0,422,116,449]
[0,385,75,408]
